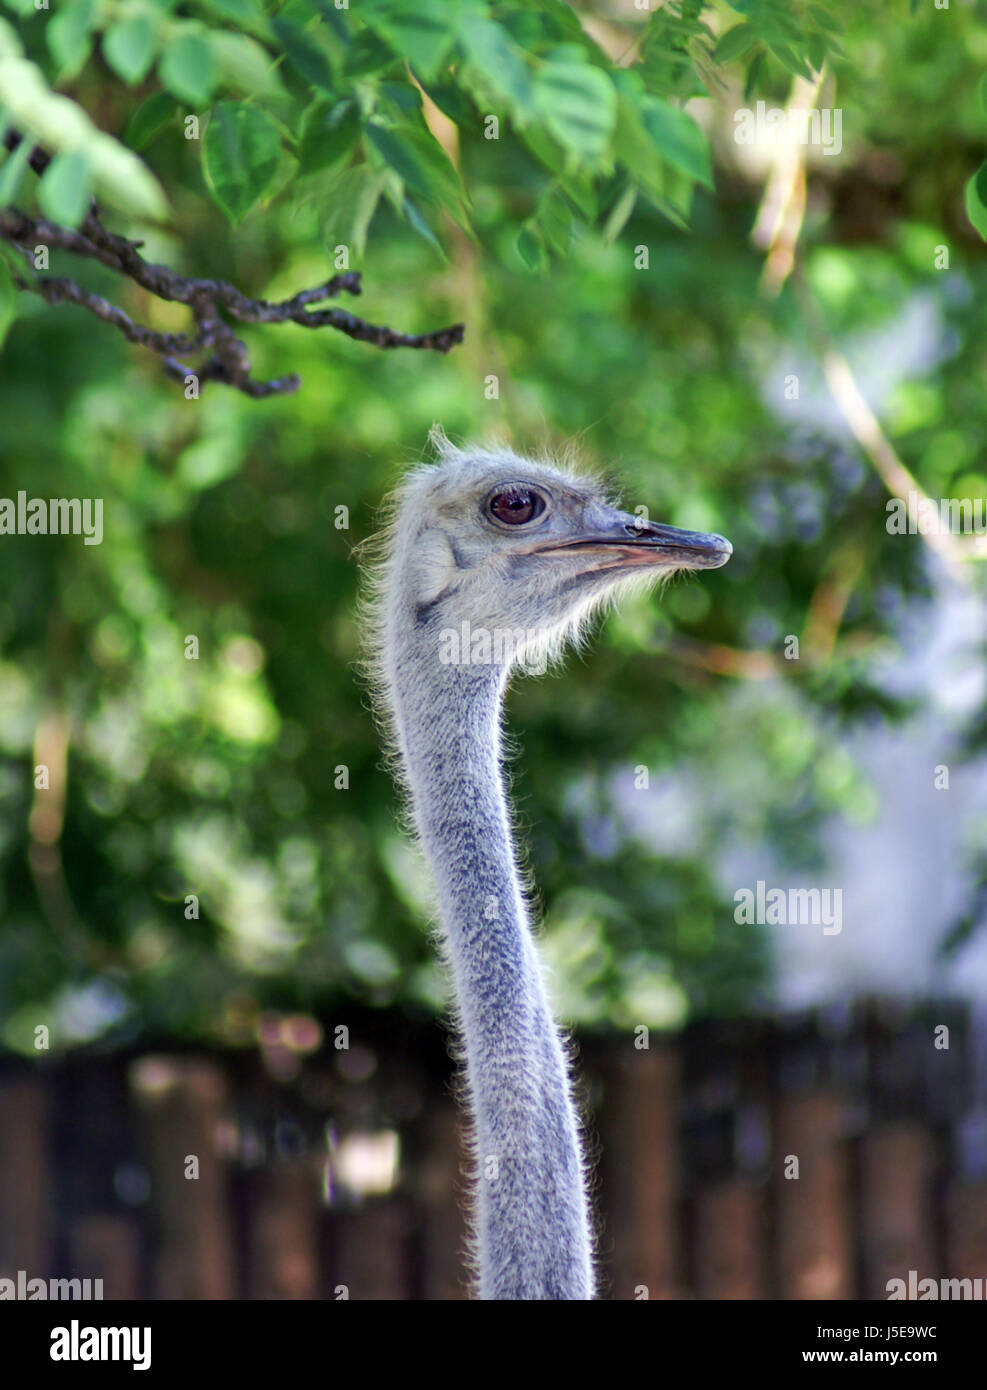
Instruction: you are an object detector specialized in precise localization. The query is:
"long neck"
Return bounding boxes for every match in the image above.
[391,643,594,1300]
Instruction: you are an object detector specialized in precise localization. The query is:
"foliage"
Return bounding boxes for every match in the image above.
[0,0,848,258]
[0,0,985,1055]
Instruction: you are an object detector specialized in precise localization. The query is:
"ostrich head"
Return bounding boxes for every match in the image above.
[379,432,732,680]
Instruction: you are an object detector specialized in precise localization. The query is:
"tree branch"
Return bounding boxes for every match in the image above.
[0,130,465,396]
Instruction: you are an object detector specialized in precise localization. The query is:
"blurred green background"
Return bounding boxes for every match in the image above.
[1,0,986,1059]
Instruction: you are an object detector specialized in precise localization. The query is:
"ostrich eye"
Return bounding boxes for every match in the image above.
[488,488,545,526]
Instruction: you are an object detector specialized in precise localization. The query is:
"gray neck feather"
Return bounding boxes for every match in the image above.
[390,636,594,1300]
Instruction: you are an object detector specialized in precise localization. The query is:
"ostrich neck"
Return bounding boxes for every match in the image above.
[393,642,593,1300]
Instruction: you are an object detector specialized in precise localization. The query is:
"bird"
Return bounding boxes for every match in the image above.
[363,429,732,1300]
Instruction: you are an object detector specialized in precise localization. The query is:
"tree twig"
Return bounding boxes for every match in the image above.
[793,269,984,584]
[0,130,465,396]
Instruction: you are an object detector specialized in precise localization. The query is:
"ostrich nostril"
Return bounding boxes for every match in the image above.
[624,521,647,537]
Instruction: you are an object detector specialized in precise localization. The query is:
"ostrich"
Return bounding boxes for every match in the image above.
[364,431,732,1300]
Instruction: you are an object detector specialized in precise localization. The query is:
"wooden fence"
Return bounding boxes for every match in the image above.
[1,998,986,1299]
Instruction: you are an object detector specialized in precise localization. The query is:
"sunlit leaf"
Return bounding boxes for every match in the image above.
[320,164,386,259]
[641,95,713,190]
[159,33,215,106]
[208,32,287,99]
[38,149,90,227]
[459,16,534,119]
[714,23,758,65]
[534,61,617,162]
[103,17,156,86]
[359,0,457,83]
[45,0,94,81]
[0,134,31,206]
[203,101,282,223]
[602,183,637,244]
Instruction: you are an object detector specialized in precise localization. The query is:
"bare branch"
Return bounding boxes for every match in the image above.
[0,131,465,395]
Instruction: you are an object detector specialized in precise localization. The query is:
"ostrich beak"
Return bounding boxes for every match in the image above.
[535,508,733,571]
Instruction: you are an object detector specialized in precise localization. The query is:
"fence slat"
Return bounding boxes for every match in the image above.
[859,1123,936,1298]
[774,1092,853,1299]
[247,1161,323,1299]
[693,1180,766,1299]
[68,1214,141,1299]
[329,1199,413,1299]
[129,1057,236,1299]
[417,1101,469,1300]
[945,1181,987,1287]
[0,1077,50,1279]
[605,1047,681,1300]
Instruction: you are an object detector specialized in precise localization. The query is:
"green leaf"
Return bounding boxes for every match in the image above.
[46,0,94,81]
[0,254,18,349]
[615,93,662,194]
[0,134,31,206]
[343,30,395,79]
[602,183,637,245]
[714,23,758,65]
[807,6,842,34]
[519,122,566,176]
[378,82,422,115]
[533,186,573,257]
[320,164,385,259]
[964,160,987,241]
[0,16,24,56]
[744,50,765,102]
[298,99,360,174]
[124,91,179,151]
[420,80,475,127]
[534,61,617,163]
[271,18,334,93]
[159,34,215,106]
[459,17,534,120]
[767,43,814,82]
[559,171,597,220]
[401,194,446,260]
[516,221,548,272]
[752,10,804,46]
[199,0,267,31]
[208,31,287,99]
[203,101,282,223]
[359,0,456,83]
[504,1,585,49]
[641,96,713,191]
[980,74,987,121]
[0,54,168,219]
[103,17,156,85]
[38,149,90,227]
[365,119,465,211]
